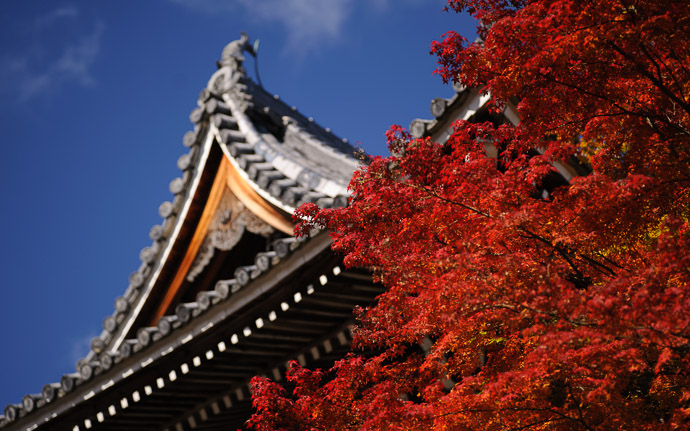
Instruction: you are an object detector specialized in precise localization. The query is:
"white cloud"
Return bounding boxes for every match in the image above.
[69,333,95,368]
[237,0,354,54]
[371,0,430,8]
[170,0,355,58]
[33,5,80,29]
[54,21,103,87]
[168,0,237,14]
[170,0,435,61]
[1,21,104,102]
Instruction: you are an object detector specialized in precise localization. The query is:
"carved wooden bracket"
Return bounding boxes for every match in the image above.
[187,185,274,282]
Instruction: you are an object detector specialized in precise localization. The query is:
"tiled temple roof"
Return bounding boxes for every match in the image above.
[408,79,587,188]
[0,34,368,430]
[408,82,500,143]
[205,59,360,211]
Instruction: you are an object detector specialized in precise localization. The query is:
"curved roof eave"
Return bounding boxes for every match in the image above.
[0,35,364,429]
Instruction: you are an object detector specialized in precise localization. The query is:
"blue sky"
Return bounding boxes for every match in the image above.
[0,0,475,407]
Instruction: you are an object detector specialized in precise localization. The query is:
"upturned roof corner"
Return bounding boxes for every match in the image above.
[0,34,377,431]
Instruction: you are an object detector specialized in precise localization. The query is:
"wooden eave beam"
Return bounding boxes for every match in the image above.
[221,152,293,235]
[23,238,330,431]
[150,156,232,324]
[150,152,293,323]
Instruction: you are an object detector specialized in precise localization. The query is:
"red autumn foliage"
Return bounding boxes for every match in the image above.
[249,0,690,429]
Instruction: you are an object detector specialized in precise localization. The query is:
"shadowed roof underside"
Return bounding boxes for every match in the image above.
[0,34,370,431]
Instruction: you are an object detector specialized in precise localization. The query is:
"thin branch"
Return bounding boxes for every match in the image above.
[608,41,690,116]
[518,226,616,279]
[636,40,688,107]
[423,406,594,431]
[402,181,493,218]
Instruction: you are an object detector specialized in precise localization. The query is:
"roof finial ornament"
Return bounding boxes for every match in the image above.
[218,32,255,71]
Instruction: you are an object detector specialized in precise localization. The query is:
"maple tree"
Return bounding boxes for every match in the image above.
[249,0,690,430]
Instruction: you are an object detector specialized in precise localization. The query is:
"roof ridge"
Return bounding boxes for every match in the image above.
[1,34,362,429]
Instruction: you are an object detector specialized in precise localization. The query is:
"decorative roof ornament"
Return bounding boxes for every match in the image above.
[0,29,368,431]
[218,32,256,72]
[211,32,262,109]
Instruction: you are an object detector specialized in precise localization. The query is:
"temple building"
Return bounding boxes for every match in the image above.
[0,34,534,431]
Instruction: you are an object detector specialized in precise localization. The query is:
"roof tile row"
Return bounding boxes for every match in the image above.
[1,39,353,427]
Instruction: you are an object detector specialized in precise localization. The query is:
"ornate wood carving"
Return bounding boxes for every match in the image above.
[186,185,274,282]
[150,154,292,325]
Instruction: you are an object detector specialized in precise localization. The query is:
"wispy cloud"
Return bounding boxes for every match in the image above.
[237,0,354,54]
[170,0,355,58]
[168,0,237,14]
[54,22,103,87]
[32,5,79,29]
[68,333,95,368]
[369,0,429,9]
[0,14,104,103]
